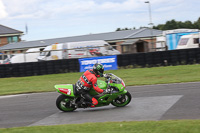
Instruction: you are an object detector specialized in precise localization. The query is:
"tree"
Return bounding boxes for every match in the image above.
[153,18,200,30]
[116,17,200,31]
[115,27,132,31]
[194,17,200,29]
[116,28,122,31]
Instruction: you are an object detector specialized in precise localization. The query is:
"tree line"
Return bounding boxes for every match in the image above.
[116,17,200,31]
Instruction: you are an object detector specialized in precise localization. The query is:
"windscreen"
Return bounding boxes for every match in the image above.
[0,55,8,60]
[109,73,122,84]
[40,51,49,56]
[178,38,189,45]
[3,58,10,64]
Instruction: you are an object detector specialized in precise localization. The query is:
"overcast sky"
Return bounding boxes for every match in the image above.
[0,0,199,41]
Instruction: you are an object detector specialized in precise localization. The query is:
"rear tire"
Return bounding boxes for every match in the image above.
[56,95,77,112]
[111,91,132,107]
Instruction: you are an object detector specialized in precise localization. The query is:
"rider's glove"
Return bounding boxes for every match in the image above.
[103,88,111,94]
[103,73,110,78]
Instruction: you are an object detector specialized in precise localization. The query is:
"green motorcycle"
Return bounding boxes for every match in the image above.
[55,73,132,112]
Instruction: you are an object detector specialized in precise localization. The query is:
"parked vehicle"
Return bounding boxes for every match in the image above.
[55,73,132,112]
[8,48,44,64]
[176,34,200,49]
[2,54,15,64]
[0,53,8,64]
[37,40,120,61]
[156,29,199,50]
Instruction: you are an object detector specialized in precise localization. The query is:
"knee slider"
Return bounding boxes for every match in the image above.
[92,98,98,105]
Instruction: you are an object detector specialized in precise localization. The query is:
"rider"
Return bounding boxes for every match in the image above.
[75,63,110,107]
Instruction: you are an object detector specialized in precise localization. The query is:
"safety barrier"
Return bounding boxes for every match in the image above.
[117,48,200,67]
[0,59,79,78]
[0,48,200,78]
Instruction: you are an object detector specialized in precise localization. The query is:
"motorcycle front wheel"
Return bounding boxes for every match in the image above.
[56,95,77,112]
[111,91,132,107]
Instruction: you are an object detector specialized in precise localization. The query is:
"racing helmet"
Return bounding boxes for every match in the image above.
[93,63,104,77]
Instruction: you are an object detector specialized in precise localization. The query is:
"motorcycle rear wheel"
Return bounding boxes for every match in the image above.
[111,91,132,107]
[56,95,77,112]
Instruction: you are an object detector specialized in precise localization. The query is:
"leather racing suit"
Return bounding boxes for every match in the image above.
[75,69,104,107]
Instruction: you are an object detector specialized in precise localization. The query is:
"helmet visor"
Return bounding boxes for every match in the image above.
[97,69,104,77]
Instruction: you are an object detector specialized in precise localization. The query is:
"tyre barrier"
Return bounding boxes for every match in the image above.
[0,48,200,78]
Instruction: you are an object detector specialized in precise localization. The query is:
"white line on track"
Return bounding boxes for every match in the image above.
[0,93,31,99]
[127,81,200,88]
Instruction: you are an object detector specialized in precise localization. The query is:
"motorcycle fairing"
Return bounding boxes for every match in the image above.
[109,83,125,91]
[94,90,128,107]
[89,80,107,95]
[55,84,75,97]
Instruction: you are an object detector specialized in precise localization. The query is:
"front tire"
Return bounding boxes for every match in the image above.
[56,95,77,112]
[111,91,132,107]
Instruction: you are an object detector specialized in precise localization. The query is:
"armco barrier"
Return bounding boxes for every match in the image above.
[0,48,200,78]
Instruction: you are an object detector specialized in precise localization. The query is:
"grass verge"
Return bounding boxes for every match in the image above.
[0,120,200,133]
[0,64,200,95]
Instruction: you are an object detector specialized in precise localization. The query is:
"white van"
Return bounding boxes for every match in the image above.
[1,54,15,64]
[9,48,44,64]
[37,40,120,61]
[176,34,200,49]
[0,54,8,64]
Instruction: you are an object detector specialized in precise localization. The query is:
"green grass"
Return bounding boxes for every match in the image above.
[1,120,200,133]
[1,64,200,95]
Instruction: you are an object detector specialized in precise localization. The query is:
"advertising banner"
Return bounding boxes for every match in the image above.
[79,55,118,72]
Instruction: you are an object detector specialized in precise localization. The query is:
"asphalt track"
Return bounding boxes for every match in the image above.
[0,82,200,128]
